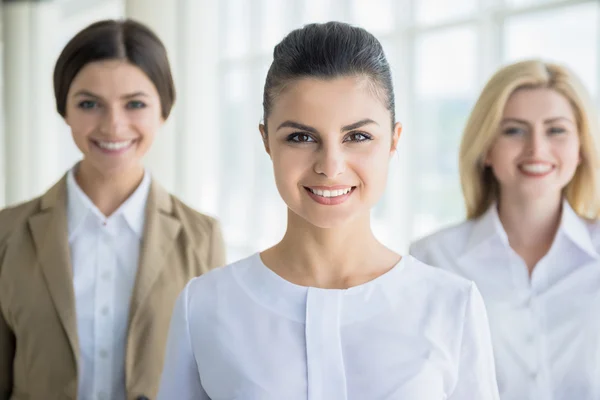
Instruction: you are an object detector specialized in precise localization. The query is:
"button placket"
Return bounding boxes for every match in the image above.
[305,288,347,400]
[94,232,115,397]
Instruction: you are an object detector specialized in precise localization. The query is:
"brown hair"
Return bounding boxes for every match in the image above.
[53,19,175,119]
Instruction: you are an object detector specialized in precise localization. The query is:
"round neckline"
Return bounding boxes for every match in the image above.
[254,252,406,295]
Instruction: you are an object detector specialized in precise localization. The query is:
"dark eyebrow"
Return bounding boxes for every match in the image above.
[276,118,379,133]
[73,90,101,99]
[73,90,149,100]
[341,118,378,132]
[276,121,318,133]
[121,91,149,99]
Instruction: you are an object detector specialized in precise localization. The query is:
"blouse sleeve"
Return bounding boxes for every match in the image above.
[157,281,210,400]
[449,283,500,400]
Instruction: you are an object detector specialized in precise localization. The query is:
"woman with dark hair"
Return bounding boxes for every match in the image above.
[0,19,225,400]
[158,22,499,399]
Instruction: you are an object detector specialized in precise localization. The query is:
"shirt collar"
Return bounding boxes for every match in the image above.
[66,166,151,241]
[462,200,600,260]
[463,203,509,255]
[559,200,600,260]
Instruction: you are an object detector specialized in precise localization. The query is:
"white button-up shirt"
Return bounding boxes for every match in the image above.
[67,169,151,400]
[157,253,500,399]
[410,201,600,400]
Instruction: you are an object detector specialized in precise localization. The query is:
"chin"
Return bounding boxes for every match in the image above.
[516,185,563,201]
[297,209,362,230]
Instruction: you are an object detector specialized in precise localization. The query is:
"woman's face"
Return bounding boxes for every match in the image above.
[261,76,401,229]
[64,59,164,178]
[485,88,580,202]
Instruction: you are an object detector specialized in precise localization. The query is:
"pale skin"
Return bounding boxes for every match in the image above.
[484,88,581,274]
[259,76,402,289]
[63,60,165,216]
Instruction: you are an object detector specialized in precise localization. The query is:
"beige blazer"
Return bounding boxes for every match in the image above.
[0,175,226,400]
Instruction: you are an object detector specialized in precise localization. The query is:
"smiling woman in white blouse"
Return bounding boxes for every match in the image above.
[0,20,225,400]
[157,21,499,400]
[410,60,600,400]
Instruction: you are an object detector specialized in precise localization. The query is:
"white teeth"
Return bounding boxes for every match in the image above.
[309,187,352,197]
[520,163,553,174]
[96,140,134,151]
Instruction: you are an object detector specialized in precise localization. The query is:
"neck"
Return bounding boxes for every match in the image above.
[261,209,399,289]
[75,161,145,217]
[497,190,562,272]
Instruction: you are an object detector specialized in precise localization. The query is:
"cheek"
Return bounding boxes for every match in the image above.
[66,113,98,135]
[557,140,581,168]
[488,140,520,165]
[352,147,390,187]
[271,147,307,190]
[131,113,160,136]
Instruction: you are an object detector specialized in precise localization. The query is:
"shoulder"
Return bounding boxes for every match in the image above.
[409,220,475,261]
[398,256,480,332]
[169,195,220,232]
[587,218,600,249]
[401,255,474,298]
[0,196,44,246]
[183,255,253,304]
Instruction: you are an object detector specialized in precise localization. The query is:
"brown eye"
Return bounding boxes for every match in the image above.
[287,133,315,143]
[344,132,372,142]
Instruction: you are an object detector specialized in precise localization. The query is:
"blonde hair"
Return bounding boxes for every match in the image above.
[459,59,600,220]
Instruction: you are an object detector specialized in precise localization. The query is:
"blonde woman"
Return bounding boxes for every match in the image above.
[410,60,600,400]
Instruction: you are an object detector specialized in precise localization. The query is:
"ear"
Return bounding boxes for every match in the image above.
[482,149,492,167]
[390,122,402,156]
[259,124,271,157]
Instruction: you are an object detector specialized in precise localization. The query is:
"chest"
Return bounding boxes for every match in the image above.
[192,300,455,400]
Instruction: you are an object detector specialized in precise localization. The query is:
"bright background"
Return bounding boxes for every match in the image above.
[1,0,598,262]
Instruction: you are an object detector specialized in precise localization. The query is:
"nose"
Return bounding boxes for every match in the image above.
[314,142,346,178]
[99,106,127,135]
[525,127,548,157]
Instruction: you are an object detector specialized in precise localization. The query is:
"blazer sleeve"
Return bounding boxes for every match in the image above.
[0,241,15,400]
[208,219,226,269]
[157,281,210,400]
[449,283,500,400]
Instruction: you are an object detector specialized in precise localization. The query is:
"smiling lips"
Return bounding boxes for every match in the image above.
[304,186,356,205]
[92,139,136,154]
[519,162,555,177]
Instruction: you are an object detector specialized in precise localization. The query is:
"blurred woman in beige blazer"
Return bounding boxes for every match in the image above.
[0,19,225,400]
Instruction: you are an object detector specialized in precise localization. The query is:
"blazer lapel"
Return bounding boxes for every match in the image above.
[28,176,79,365]
[128,180,181,330]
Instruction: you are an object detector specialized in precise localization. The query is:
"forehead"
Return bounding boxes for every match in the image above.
[503,88,575,121]
[269,76,391,128]
[68,60,157,97]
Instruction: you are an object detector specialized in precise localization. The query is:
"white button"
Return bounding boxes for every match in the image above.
[97,392,107,400]
[101,306,109,316]
[99,349,108,358]
[102,271,111,280]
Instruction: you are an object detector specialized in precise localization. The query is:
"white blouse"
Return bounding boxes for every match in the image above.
[67,168,151,400]
[157,253,499,399]
[410,201,600,400]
